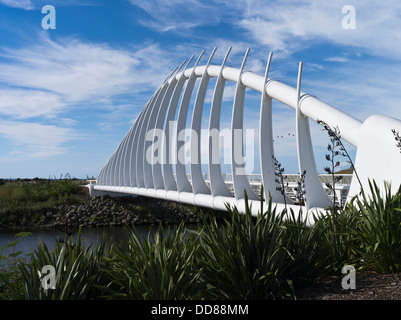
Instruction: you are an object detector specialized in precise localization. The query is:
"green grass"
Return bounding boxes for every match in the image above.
[0,178,86,226]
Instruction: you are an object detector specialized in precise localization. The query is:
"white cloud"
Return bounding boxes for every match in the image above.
[0,121,76,160]
[128,0,240,32]
[0,0,96,10]
[0,0,33,10]
[0,35,178,117]
[324,57,349,63]
[0,35,179,160]
[0,37,167,103]
[0,89,64,119]
[301,58,401,123]
[239,0,401,59]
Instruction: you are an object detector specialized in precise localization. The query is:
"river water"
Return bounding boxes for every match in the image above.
[0,224,190,261]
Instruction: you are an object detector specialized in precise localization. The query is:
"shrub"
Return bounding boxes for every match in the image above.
[312,204,360,274]
[282,210,330,289]
[194,195,294,299]
[16,230,111,300]
[102,222,204,300]
[0,232,32,299]
[345,180,401,273]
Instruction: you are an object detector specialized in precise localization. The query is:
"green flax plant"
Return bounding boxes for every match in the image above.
[102,222,204,300]
[0,232,32,299]
[317,119,365,271]
[344,180,401,274]
[312,202,360,274]
[16,229,111,300]
[194,192,294,300]
[282,210,329,290]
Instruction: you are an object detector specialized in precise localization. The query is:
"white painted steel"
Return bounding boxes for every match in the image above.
[295,62,332,209]
[163,56,194,191]
[175,52,204,193]
[348,115,401,198]
[231,48,259,201]
[208,47,234,198]
[93,48,401,224]
[190,48,216,195]
[259,52,289,204]
[152,62,186,191]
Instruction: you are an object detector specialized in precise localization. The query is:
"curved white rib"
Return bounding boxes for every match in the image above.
[296,62,332,209]
[259,52,289,203]
[190,48,216,195]
[231,48,259,201]
[175,52,204,193]
[94,48,392,225]
[208,47,234,198]
[177,65,362,147]
[151,62,186,191]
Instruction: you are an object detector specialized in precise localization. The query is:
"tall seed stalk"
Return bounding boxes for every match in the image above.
[273,156,288,214]
[294,170,306,206]
[317,120,363,199]
[391,129,401,153]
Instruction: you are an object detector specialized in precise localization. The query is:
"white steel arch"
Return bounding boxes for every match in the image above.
[91,48,401,225]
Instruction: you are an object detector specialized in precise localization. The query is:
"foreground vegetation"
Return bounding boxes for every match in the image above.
[1,180,401,300]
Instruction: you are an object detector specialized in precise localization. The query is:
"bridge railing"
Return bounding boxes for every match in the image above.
[89,173,351,207]
[186,173,352,207]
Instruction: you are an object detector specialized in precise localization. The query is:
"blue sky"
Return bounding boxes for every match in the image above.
[0,0,400,178]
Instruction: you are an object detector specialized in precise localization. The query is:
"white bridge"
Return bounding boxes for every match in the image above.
[90,48,401,224]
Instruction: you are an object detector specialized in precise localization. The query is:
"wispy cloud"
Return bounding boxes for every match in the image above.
[0,121,76,160]
[324,57,349,63]
[301,58,401,123]
[0,89,64,119]
[0,0,33,10]
[0,35,179,114]
[239,0,401,59]
[128,0,241,32]
[0,34,177,160]
[0,0,95,10]
[0,36,167,103]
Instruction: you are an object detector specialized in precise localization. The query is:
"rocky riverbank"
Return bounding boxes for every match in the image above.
[43,194,225,231]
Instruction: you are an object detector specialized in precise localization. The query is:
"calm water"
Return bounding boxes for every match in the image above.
[0,224,190,260]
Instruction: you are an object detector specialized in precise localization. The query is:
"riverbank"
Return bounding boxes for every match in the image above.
[48,192,219,230]
[0,181,227,231]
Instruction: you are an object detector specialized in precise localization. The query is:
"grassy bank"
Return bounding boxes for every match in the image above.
[0,178,224,230]
[0,178,87,227]
[1,180,401,300]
